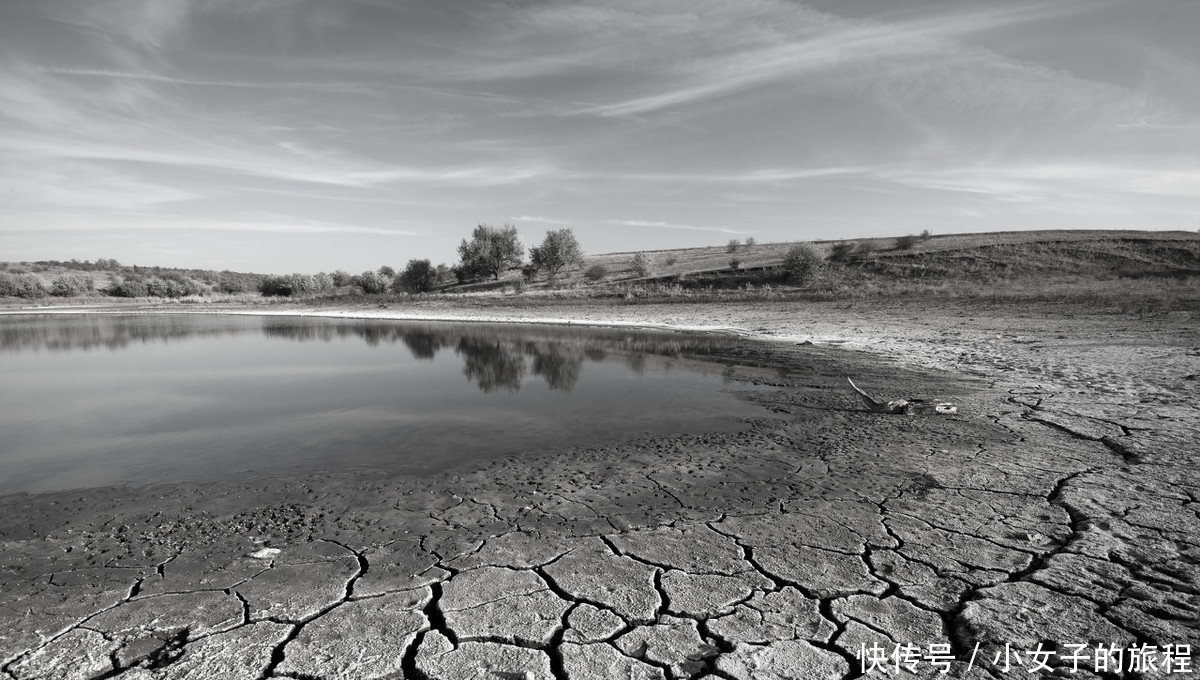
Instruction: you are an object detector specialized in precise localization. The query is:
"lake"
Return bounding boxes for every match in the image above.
[0,313,765,493]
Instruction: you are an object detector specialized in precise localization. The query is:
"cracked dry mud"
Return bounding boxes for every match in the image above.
[1,303,1197,679]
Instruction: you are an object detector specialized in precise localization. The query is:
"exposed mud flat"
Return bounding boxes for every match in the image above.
[1,299,1197,679]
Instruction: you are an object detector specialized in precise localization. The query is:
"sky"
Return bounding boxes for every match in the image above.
[1,0,1198,274]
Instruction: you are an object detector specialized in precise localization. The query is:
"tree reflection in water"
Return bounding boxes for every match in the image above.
[455,336,527,393]
[260,319,735,394]
[2,314,738,394]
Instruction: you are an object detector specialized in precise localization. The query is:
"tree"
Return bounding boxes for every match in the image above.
[781,244,824,285]
[395,259,436,293]
[457,223,523,281]
[378,265,396,278]
[529,228,584,280]
[331,270,353,287]
[630,252,653,278]
[727,239,741,253]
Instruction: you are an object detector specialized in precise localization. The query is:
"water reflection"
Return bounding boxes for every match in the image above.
[0,314,247,352]
[0,313,762,493]
[259,319,735,394]
[1,314,739,395]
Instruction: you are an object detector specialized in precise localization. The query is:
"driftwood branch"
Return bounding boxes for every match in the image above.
[847,377,957,415]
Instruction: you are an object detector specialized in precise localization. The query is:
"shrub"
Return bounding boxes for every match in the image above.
[745,237,756,250]
[895,234,918,250]
[729,258,741,270]
[630,252,653,278]
[920,229,932,241]
[0,272,49,298]
[583,263,608,282]
[106,277,149,298]
[144,273,205,298]
[781,244,824,285]
[856,241,876,257]
[358,270,393,294]
[331,270,353,287]
[529,228,584,280]
[313,272,334,294]
[664,256,678,266]
[395,259,437,293]
[828,242,856,262]
[378,265,396,278]
[727,239,740,253]
[49,273,94,297]
[259,275,295,297]
[217,271,254,294]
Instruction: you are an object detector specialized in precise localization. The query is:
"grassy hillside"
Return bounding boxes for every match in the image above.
[3,230,1199,306]
[569,229,1200,283]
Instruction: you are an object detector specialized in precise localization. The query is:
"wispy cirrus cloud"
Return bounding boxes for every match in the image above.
[612,166,874,184]
[510,215,566,225]
[569,0,1143,120]
[607,220,745,235]
[1,211,413,237]
[878,161,1200,215]
[35,66,378,94]
[0,132,556,189]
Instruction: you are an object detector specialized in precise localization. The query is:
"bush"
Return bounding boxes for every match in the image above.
[920,229,932,241]
[583,263,608,282]
[49,273,94,297]
[664,256,678,266]
[357,270,393,294]
[729,258,741,270]
[630,252,653,278]
[745,237,756,250]
[727,239,740,253]
[781,244,824,285]
[217,271,255,294]
[895,234,918,250]
[145,273,205,298]
[106,277,149,298]
[313,272,334,294]
[856,241,876,257]
[0,272,49,298]
[395,259,437,293]
[378,265,396,278]
[259,275,295,297]
[828,242,856,262]
[331,270,353,287]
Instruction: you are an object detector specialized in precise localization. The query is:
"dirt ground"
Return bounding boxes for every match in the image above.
[0,297,1197,679]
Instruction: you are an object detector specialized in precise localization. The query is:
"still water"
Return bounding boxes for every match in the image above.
[0,314,763,493]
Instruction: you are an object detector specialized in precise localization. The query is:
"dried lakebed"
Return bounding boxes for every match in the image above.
[0,307,1196,679]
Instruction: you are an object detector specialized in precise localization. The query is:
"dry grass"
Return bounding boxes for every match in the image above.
[3,230,1198,310]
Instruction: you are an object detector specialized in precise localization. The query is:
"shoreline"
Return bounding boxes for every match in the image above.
[1,299,1196,678]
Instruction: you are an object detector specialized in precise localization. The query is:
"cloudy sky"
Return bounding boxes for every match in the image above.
[1,0,1197,273]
